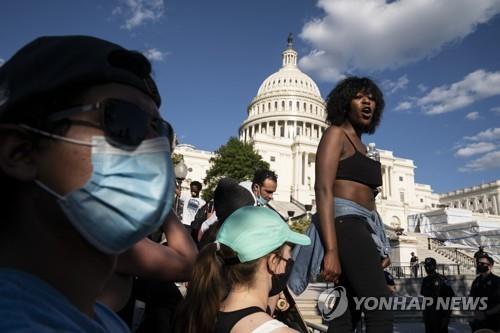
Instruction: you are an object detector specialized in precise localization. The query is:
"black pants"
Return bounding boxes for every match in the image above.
[327,215,393,333]
[423,309,450,333]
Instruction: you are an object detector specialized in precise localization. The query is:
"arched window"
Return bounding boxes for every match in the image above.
[281,101,285,109]
[274,101,278,110]
[289,100,292,109]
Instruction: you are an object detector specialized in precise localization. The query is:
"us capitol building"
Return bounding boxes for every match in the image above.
[175,35,500,230]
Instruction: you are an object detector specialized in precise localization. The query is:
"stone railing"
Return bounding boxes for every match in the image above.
[387,264,466,278]
[428,238,476,269]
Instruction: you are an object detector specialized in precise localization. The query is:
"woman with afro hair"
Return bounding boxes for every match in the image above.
[315,76,393,332]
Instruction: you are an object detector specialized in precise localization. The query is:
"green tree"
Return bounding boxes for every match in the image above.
[202,137,269,201]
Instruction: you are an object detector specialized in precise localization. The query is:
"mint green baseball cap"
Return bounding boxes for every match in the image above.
[216,206,311,263]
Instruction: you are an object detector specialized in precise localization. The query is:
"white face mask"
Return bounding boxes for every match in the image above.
[257,195,269,206]
[25,125,175,254]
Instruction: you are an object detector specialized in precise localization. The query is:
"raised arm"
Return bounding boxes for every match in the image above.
[115,210,198,281]
[315,126,344,282]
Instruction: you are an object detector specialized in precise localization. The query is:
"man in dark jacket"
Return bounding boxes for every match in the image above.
[469,254,500,332]
[420,257,455,333]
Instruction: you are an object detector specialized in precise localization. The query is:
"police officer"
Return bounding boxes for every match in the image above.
[469,254,500,332]
[420,257,455,333]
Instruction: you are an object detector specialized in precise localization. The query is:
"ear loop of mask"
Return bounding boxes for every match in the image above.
[34,180,66,201]
[19,124,94,146]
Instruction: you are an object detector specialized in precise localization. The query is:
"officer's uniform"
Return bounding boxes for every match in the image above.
[421,272,454,333]
[469,273,500,332]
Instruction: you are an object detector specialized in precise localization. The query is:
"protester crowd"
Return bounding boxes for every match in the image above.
[0,35,498,333]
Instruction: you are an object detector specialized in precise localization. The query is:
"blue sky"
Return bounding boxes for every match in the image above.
[1,0,499,193]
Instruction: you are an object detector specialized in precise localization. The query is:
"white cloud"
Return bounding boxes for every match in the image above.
[491,106,500,115]
[382,75,409,95]
[0,58,4,67]
[465,111,481,120]
[113,0,164,30]
[299,0,500,82]
[417,84,428,93]
[416,70,500,115]
[142,48,169,61]
[459,151,500,172]
[465,128,500,141]
[455,142,495,157]
[395,101,412,111]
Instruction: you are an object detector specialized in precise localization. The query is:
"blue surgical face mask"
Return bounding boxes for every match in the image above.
[28,128,175,255]
[257,195,269,206]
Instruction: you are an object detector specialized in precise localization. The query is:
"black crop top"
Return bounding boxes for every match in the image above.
[336,133,382,189]
[215,306,264,333]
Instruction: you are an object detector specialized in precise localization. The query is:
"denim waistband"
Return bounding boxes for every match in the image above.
[334,197,378,220]
[334,197,391,257]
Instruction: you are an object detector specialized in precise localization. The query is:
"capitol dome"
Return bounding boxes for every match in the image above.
[240,34,327,143]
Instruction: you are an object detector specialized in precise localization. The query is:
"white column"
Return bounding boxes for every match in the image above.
[381,166,386,198]
[388,167,392,197]
[492,195,499,215]
[302,152,306,185]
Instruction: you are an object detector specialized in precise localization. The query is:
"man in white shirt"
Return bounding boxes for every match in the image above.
[180,181,206,230]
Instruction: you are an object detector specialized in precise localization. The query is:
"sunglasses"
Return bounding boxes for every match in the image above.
[46,98,175,148]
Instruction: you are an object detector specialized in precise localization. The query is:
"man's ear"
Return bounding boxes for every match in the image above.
[0,125,38,181]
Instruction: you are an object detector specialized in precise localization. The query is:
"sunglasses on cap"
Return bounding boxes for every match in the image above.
[45,98,175,148]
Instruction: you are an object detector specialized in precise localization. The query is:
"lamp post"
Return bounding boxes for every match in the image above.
[287,210,295,226]
[174,159,188,187]
[304,204,312,217]
[174,159,188,216]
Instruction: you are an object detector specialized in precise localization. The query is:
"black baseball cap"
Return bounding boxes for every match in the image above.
[0,35,161,123]
[214,177,255,223]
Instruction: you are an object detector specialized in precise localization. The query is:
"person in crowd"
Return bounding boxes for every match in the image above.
[175,206,311,333]
[0,35,175,331]
[251,169,278,206]
[420,257,455,333]
[99,210,197,332]
[314,76,392,332]
[177,180,205,230]
[469,254,500,332]
[410,252,420,278]
[197,177,256,249]
[474,246,486,274]
[191,199,215,241]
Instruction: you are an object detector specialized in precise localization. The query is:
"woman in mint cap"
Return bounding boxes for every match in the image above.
[176,206,311,333]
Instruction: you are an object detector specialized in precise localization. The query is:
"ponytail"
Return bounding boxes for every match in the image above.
[175,242,260,333]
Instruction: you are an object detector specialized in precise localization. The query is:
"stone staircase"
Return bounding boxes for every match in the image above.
[294,275,477,329]
[291,233,478,331]
[410,232,476,275]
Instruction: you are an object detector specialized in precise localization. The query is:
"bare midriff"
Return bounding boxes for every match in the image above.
[333,179,376,211]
